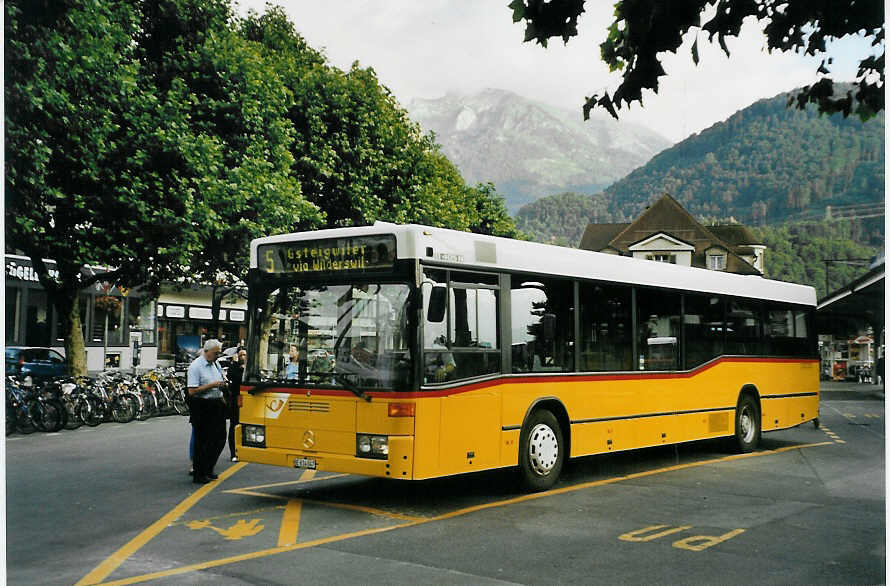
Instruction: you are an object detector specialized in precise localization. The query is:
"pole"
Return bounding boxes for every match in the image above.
[103,312,109,370]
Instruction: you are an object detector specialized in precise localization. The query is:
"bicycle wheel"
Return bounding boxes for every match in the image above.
[63,397,84,430]
[79,395,104,427]
[111,394,138,423]
[136,391,156,420]
[31,400,64,432]
[6,402,17,436]
[15,404,36,435]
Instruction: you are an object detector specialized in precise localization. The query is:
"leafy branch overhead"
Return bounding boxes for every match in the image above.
[510,0,884,121]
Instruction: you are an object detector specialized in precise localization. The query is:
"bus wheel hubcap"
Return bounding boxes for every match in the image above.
[528,423,558,476]
[740,408,754,442]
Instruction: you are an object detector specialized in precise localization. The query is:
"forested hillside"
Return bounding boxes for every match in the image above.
[514,192,608,246]
[601,89,884,225]
[755,219,882,298]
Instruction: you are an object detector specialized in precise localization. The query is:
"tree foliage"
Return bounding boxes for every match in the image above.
[515,192,612,246]
[754,220,880,298]
[510,0,884,121]
[6,0,520,375]
[240,7,521,238]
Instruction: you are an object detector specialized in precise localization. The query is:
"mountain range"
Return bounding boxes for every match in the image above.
[407,89,672,212]
[514,88,884,246]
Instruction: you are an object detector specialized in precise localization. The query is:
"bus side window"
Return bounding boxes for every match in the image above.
[726,300,763,356]
[511,276,574,373]
[635,288,681,371]
[579,282,632,371]
[684,294,724,369]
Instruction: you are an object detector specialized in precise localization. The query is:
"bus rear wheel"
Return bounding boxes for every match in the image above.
[734,395,760,453]
[518,410,564,492]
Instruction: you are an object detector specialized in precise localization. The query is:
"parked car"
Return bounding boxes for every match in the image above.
[5,346,68,380]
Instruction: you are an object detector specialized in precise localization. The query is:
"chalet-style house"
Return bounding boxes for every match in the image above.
[579,194,765,275]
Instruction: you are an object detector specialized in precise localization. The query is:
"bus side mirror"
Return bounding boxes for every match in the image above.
[427,286,447,323]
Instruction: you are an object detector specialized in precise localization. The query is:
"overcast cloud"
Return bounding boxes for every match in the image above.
[238,1,875,143]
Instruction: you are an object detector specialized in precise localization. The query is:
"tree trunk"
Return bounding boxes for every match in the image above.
[54,288,88,378]
[65,297,88,377]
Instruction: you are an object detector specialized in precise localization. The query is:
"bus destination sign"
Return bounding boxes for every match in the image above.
[258,234,396,275]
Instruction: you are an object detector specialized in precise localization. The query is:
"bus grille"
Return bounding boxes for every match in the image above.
[288,400,331,413]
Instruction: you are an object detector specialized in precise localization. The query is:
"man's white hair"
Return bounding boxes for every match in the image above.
[203,339,223,352]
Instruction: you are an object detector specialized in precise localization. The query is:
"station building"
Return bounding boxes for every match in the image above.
[5,254,247,372]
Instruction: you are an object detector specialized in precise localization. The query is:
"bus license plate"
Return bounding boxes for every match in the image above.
[294,457,317,470]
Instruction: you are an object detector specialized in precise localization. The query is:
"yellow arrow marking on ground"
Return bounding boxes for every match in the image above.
[186,519,265,541]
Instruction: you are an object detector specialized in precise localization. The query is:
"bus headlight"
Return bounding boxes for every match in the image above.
[356,434,388,459]
[243,424,266,448]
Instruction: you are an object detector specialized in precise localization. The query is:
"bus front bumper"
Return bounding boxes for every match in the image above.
[236,434,415,479]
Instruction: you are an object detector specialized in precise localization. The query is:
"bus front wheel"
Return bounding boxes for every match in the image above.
[734,395,761,453]
[518,410,564,492]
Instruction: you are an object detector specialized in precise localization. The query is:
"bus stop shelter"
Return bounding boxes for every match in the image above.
[816,257,884,382]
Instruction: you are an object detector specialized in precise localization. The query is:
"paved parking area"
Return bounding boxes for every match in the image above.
[6,382,885,585]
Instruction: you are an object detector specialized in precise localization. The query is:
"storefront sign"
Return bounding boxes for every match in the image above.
[189,307,213,320]
[257,235,396,275]
[6,260,59,283]
[166,305,185,318]
[229,310,245,322]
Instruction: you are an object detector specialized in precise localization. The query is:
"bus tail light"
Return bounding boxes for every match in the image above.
[388,402,415,417]
[237,394,243,408]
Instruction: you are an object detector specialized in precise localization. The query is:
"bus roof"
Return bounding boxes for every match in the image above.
[251,222,816,306]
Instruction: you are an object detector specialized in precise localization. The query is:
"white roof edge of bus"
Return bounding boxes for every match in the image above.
[250,222,816,306]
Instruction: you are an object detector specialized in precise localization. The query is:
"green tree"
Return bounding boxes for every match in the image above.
[509,0,884,121]
[5,0,318,375]
[241,6,521,238]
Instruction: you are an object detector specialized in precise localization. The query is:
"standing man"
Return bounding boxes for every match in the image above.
[187,339,227,484]
[225,348,246,462]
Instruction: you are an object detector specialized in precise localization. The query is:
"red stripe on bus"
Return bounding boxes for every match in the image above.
[241,357,818,400]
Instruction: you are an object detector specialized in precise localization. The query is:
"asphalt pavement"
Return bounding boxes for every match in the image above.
[5,381,885,585]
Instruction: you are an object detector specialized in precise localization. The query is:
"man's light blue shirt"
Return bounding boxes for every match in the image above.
[187,354,224,399]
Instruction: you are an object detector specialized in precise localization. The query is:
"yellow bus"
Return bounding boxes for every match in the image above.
[236,223,818,490]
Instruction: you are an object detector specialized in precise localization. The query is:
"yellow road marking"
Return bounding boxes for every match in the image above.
[93,441,832,585]
[619,525,692,542]
[99,522,422,585]
[277,499,303,546]
[224,488,426,522]
[300,498,427,522]
[76,462,247,586]
[169,504,286,527]
[225,472,348,494]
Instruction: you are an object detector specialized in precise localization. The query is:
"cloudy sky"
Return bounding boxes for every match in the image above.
[238,1,874,143]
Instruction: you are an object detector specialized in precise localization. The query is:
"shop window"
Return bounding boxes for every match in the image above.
[511,276,574,373]
[579,282,631,371]
[128,298,156,345]
[93,295,124,345]
[636,288,681,371]
[684,294,725,369]
[6,287,21,344]
[25,289,51,347]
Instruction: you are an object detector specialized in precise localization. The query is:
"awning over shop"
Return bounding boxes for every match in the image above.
[816,257,884,338]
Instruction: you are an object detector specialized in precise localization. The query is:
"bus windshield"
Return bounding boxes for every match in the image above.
[251,283,412,390]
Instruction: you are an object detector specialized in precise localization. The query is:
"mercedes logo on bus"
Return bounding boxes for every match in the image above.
[302,430,316,449]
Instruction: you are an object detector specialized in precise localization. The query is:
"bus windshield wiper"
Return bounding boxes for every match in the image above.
[334,371,372,402]
[245,378,296,395]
